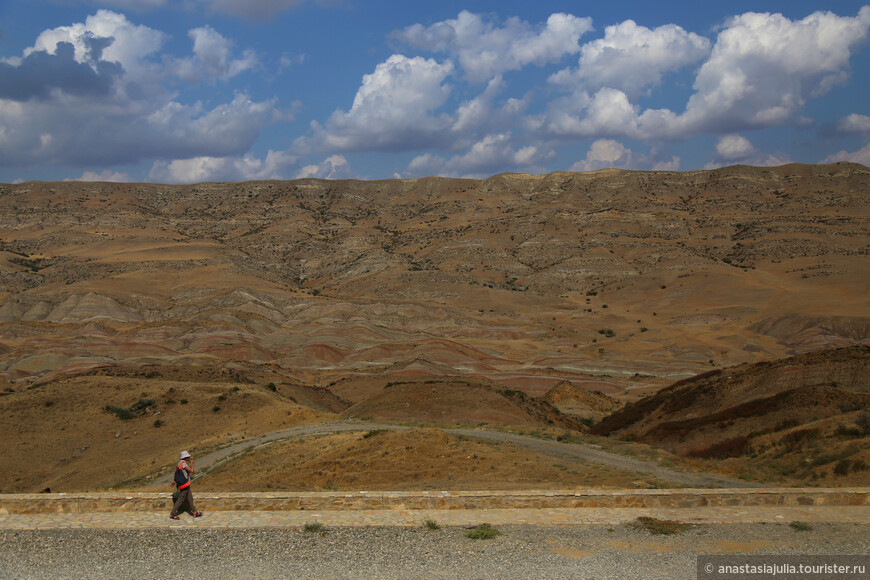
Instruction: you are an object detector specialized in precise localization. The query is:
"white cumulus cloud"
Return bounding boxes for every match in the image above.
[823,142,870,165]
[0,11,279,171]
[551,20,710,98]
[705,134,791,168]
[149,150,298,183]
[715,134,756,160]
[293,54,454,154]
[681,7,870,134]
[542,8,870,143]
[296,155,352,179]
[66,169,131,182]
[544,87,641,138]
[652,157,681,171]
[404,133,553,178]
[24,9,165,84]
[570,139,633,171]
[165,26,259,83]
[836,113,870,133]
[395,11,593,82]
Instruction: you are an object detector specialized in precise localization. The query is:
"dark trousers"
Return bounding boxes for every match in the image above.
[171,487,196,516]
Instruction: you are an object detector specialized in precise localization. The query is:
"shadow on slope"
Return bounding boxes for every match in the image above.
[592,346,870,485]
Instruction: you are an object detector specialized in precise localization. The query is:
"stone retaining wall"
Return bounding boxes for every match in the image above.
[1,488,869,515]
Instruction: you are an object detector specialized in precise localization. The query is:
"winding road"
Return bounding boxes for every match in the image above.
[144,421,761,489]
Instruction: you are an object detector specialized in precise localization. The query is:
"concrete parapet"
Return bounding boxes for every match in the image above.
[1,488,868,515]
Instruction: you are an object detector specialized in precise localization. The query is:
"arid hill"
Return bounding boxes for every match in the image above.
[1,163,867,396]
[195,428,658,492]
[338,377,585,430]
[592,345,870,485]
[1,163,869,492]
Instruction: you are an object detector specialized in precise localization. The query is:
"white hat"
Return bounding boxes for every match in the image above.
[180,451,191,460]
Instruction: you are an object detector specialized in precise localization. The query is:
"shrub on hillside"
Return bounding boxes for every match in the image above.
[104,405,134,420]
[105,398,155,420]
[684,436,749,459]
[128,399,155,416]
[836,424,862,439]
[834,458,869,476]
[781,428,819,450]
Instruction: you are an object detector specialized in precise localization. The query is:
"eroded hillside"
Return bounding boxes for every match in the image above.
[592,346,870,486]
[1,163,868,396]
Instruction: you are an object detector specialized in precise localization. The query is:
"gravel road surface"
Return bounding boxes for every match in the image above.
[3,522,867,579]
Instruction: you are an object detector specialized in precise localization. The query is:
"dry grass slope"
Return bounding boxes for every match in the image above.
[1,163,868,491]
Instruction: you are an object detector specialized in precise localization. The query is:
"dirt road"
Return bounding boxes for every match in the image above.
[144,422,758,489]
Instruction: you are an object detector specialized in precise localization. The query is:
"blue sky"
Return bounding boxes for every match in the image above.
[1,1,869,183]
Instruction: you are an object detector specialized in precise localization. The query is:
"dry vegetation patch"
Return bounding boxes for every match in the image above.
[1,165,869,491]
[0,374,331,492]
[194,428,662,491]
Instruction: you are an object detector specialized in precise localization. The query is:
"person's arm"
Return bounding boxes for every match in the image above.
[184,459,194,474]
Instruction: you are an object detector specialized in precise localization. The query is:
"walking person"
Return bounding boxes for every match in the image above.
[170,451,202,519]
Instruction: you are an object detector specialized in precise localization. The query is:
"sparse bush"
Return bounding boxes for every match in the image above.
[180,399,188,405]
[466,523,500,540]
[789,521,813,532]
[363,429,387,439]
[303,522,326,534]
[104,405,134,420]
[781,429,819,450]
[44,400,53,407]
[834,458,868,476]
[857,413,870,436]
[685,436,749,459]
[834,460,851,476]
[839,401,863,413]
[836,424,862,438]
[424,519,440,530]
[266,383,277,392]
[128,399,154,416]
[774,419,799,432]
[217,394,227,402]
[633,517,691,536]
[153,419,164,428]
[212,405,221,413]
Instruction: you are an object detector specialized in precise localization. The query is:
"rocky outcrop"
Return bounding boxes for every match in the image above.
[540,381,622,419]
